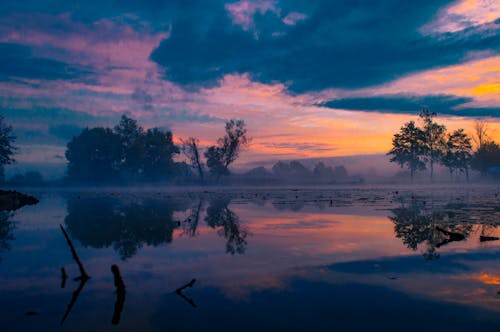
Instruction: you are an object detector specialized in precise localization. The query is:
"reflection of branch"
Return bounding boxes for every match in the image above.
[60,277,88,325]
[61,267,68,288]
[175,279,197,308]
[183,202,202,237]
[435,226,465,248]
[111,264,126,325]
[60,224,90,325]
[480,235,499,242]
[60,224,89,280]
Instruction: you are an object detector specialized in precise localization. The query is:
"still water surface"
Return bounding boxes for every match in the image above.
[1,186,499,331]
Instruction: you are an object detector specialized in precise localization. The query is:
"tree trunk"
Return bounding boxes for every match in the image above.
[430,159,434,182]
[197,163,204,184]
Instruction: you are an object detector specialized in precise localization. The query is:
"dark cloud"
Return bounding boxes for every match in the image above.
[0,43,93,82]
[1,106,101,124]
[321,94,500,117]
[49,124,84,140]
[151,0,499,92]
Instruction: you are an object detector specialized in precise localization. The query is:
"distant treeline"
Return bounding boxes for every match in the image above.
[388,110,500,182]
[235,161,358,185]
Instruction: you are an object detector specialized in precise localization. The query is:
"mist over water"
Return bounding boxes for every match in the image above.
[0,185,499,331]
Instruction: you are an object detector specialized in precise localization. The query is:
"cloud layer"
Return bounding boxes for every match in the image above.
[0,0,498,174]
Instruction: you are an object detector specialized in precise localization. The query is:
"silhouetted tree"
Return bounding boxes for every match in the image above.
[205,119,249,181]
[419,110,446,182]
[441,129,472,181]
[473,120,489,149]
[471,141,500,177]
[66,128,122,183]
[65,116,179,183]
[114,115,144,180]
[141,128,179,181]
[205,146,229,179]
[0,116,16,183]
[181,137,204,183]
[388,121,426,181]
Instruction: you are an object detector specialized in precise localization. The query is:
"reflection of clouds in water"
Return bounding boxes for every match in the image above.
[262,219,340,230]
[1,188,499,326]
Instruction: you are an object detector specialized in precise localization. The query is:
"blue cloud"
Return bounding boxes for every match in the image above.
[0,43,93,82]
[150,0,499,92]
[321,94,500,117]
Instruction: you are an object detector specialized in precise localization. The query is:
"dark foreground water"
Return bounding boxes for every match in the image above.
[0,186,499,332]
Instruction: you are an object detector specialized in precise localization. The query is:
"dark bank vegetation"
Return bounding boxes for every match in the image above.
[65,115,249,185]
[388,110,500,182]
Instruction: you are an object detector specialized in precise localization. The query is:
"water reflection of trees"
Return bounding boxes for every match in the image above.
[0,211,14,262]
[389,198,495,260]
[65,196,188,260]
[205,197,249,254]
[65,195,250,258]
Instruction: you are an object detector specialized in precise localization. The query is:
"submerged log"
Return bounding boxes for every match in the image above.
[0,190,39,211]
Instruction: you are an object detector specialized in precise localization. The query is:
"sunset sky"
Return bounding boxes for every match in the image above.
[0,0,499,176]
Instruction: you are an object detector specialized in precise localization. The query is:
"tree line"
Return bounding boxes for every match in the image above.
[65,115,248,184]
[388,110,500,181]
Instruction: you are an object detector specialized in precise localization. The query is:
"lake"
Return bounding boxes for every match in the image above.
[1,185,499,331]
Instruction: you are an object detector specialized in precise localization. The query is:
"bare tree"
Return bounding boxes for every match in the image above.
[473,120,490,149]
[181,137,204,183]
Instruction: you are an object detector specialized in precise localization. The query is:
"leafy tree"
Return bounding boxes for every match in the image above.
[419,110,446,182]
[0,116,17,182]
[181,137,204,183]
[66,127,122,182]
[471,141,500,177]
[114,115,145,180]
[205,146,229,179]
[441,129,472,181]
[205,119,249,181]
[388,121,426,181]
[141,128,179,181]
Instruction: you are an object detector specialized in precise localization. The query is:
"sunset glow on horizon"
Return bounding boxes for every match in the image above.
[0,0,498,175]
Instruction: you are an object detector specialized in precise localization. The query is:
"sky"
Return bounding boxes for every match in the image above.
[0,0,499,177]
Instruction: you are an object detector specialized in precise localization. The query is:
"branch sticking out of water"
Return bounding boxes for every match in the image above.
[60,224,89,280]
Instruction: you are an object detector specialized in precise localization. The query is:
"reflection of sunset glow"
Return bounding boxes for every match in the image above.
[477,273,500,285]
